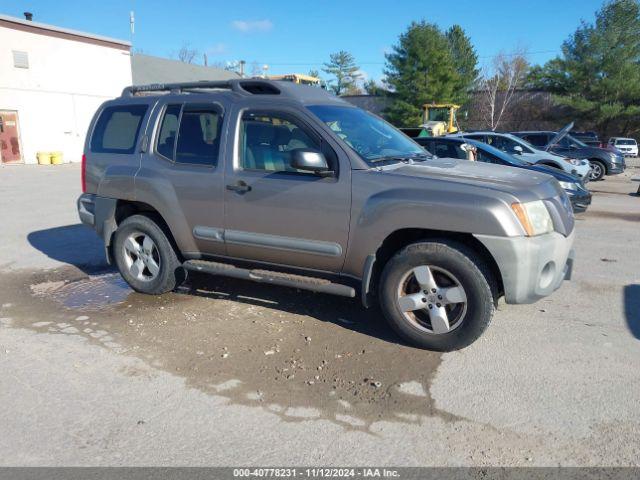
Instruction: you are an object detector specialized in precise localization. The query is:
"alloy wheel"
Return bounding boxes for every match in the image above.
[122,232,161,282]
[396,265,467,335]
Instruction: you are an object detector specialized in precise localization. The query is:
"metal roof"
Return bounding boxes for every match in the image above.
[0,14,130,47]
[131,54,240,85]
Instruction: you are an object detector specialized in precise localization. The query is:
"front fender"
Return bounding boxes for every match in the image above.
[342,183,524,279]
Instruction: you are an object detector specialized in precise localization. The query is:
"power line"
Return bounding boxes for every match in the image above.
[258,49,560,67]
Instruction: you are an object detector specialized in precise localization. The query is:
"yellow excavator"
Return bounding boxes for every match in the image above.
[421,103,460,136]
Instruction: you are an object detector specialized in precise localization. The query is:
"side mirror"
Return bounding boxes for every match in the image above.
[513,145,523,154]
[291,149,333,177]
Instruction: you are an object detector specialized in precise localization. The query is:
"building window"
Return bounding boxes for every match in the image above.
[12,51,29,69]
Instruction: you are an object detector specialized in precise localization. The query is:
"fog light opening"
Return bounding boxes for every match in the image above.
[539,261,556,290]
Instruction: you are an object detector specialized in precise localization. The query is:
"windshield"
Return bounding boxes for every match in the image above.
[307,105,425,164]
[617,139,636,145]
[564,134,588,148]
[507,134,538,151]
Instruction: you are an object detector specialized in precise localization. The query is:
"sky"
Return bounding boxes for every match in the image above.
[2,0,606,81]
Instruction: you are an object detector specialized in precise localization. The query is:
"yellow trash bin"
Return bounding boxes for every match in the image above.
[50,151,64,165]
[37,152,52,165]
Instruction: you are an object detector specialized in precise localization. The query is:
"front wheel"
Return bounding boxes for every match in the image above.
[113,214,185,295]
[378,240,496,351]
[589,160,606,181]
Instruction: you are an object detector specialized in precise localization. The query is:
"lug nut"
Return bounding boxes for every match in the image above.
[438,295,442,300]
[428,304,433,309]
[436,303,441,308]
[431,288,436,293]
[422,298,427,303]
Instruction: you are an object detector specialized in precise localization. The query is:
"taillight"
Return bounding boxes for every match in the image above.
[81,154,87,193]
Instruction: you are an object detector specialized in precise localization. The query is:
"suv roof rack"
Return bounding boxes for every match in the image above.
[121,79,282,97]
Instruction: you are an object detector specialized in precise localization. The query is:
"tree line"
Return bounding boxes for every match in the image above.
[316,0,640,137]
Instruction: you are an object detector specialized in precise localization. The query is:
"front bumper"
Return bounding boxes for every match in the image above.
[475,229,575,304]
[608,162,625,174]
[568,190,592,213]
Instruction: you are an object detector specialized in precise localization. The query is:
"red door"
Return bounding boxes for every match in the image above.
[0,111,23,164]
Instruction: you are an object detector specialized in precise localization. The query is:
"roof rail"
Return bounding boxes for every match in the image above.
[121,79,281,97]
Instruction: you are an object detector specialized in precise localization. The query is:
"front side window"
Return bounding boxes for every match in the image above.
[239,111,322,174]
[307,105,424,165]
[155,104,222,166]
[91,104,148,154]
[522,134,548,147]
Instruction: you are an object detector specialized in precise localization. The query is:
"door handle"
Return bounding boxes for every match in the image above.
[226,181,252,193]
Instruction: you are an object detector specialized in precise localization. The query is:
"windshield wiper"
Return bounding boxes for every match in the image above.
[369,153,432,164]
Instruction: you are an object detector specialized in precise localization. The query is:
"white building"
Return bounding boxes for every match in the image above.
[0,14,132,164]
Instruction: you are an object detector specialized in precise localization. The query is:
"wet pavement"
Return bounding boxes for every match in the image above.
[1,163,639,466]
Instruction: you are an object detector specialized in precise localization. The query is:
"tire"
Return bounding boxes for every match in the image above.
[378,240,496,351]
[113,214,185,295]
[589,160,606,181]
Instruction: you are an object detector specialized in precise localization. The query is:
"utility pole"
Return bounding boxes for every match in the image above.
[204,53,208,66]
[239,60,246,77]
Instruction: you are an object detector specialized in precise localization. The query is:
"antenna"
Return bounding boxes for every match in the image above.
[130,11,135,36]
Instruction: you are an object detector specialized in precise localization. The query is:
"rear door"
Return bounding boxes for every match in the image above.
[222,106,351,273]
[136,100,227,256]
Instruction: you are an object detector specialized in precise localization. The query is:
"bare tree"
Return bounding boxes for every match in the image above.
[177,44,198,64]
[478,50,529,131]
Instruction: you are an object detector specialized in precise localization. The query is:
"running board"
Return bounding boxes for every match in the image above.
[183,260,356,298]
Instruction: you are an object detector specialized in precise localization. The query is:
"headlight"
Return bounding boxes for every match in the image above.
[558,181,577,191]
[563,158,581,166]
[511,200,554,236]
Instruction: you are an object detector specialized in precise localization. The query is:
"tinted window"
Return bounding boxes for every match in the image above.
[487,135,523,154]
[476,149,503,164]
[521,134,548,147]
[239,111,322,174]
[432,142,466,159]
[174,106,222,166]
[156,104,181,160]
[91,105,148,154]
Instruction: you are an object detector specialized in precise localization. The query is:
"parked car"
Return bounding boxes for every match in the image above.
[415,136,591,213]
[449,131,591,181]
[513,123,626,181]
[608,137,638,157]
[571,131,601,148]
[77,79,575,351]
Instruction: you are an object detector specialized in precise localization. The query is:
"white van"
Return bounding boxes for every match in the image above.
[608,137,638,157]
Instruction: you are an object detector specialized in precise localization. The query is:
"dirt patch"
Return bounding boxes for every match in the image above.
[0,267,451,431]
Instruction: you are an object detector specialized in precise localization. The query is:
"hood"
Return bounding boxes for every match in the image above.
[526,164,580,183]
[380,158,562,201]
[545,122,574,150]
[559,144,612,160]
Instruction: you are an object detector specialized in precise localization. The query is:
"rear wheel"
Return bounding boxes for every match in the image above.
[113,214,185,294]
[379,240,496,351]
[589,160,606,181]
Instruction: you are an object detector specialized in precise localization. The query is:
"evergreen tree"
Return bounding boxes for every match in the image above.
[323,51,362,95]
[529,0,640,135]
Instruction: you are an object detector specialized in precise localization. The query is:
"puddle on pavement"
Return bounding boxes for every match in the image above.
[31,273,132,310]
[1,266,454,431]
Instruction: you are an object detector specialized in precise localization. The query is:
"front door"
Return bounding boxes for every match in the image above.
[223,107,351,273]
[0,111,23,163]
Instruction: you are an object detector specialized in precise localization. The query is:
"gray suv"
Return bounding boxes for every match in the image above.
[77,79,575,351]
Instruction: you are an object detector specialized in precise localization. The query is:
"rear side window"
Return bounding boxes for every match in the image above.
[91,105,148,154]
[155,104,222,166]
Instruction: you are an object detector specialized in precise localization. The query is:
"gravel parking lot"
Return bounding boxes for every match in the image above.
[0,162,639,466]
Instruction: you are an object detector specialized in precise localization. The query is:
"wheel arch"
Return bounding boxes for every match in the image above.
[105,200,180,263]
[364,228,504,306]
